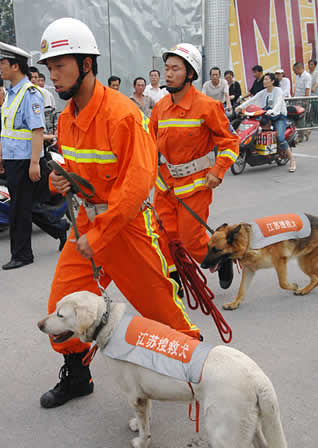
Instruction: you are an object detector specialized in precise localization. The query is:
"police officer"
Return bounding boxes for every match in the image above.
[0,42,67,269]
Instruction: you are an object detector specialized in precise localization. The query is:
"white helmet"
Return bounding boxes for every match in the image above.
[38,17,100,64]
[0,41,31,61]
[162,43,202,80]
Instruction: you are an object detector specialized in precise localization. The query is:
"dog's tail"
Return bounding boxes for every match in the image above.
[257,376,288,448]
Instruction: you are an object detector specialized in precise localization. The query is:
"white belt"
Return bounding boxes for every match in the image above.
[166,154,212,178]
[83,200,108,222]
[83,200,147,222]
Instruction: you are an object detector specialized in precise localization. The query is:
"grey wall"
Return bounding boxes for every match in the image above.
[13,0,203,109]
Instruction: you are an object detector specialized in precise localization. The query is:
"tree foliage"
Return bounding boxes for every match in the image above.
[0,0,16,45]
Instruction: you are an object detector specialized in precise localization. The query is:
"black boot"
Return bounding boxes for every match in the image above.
[170,270,184,298]
[218,259,234,289]
[40,350,94,408]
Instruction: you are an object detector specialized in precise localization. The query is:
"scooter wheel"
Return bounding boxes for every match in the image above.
[231,150,247,175]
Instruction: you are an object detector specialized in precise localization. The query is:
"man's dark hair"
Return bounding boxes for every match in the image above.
[209,66,221,76]
[224,70,234,77]
[39,72,45,81]
[8,57,28,75]
[74,54,98,76]
[29,65,40,74]
[108,75,121,86]
[133,77,146,87]
[252,65,263,73]
[293,61,304,69]
[309,59,317,66]
[149,69,160,77]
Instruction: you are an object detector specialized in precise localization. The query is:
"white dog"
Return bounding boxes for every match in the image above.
[38,291,287,448]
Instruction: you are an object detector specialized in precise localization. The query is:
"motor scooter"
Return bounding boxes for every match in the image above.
[0,151,69,232]
[230,104,304,175]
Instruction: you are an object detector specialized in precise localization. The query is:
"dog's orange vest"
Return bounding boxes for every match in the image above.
[250,213,311,249]
[102,313,212,383]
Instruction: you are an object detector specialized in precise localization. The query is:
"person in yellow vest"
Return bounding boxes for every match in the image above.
[0,42,46,269]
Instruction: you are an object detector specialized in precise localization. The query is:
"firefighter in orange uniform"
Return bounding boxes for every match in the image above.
[38,19,200,409]
[151,44,239,290]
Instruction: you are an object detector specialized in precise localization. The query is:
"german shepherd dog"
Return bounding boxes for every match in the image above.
[201,214,318,310]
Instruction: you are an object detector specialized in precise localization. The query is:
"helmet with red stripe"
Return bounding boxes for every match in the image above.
[162,43,202,80]
[38,17,100,64]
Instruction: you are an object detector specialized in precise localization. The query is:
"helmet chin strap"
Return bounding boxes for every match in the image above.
[58,70,89,101]
[165,76,191,94]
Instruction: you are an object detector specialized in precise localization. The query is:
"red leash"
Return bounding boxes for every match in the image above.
[168,239,232,343]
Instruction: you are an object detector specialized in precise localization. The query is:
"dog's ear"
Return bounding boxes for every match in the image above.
[75,302,98,335]
[216,223,228,232]
[226,225,241,245]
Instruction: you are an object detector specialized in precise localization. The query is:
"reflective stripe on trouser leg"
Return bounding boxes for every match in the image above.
[101,208,200,338]
[153,189,178,271]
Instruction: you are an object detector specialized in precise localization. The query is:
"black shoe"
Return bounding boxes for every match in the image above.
[2,259,33,270]
[40,350,94,409]
[170,270,184,298]
[218,259,234,289]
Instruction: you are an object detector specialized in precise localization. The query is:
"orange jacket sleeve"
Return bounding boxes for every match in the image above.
[86,113,157,254]
[204,101,239,180]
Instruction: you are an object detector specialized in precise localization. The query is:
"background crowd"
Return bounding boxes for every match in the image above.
[2,58,317,120]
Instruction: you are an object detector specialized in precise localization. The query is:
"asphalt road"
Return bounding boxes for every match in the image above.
[1,134,318,448]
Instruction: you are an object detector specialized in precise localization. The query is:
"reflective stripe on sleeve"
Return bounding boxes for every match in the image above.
[158,118,204,128]
[140,111,150,134]
[217,148,238,163]
[61,145,117,164]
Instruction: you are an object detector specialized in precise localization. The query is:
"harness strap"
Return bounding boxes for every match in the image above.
[188,382,200,433]
[157,172,214,235]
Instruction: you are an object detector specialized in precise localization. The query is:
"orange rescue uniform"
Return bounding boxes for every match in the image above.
[49,80,200,354]
[151,85,239,272]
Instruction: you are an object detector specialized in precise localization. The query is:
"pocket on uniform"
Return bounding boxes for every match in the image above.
[184,127,200,147]
[96,161,118,183]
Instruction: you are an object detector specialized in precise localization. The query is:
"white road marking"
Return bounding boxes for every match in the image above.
[293,153,318,158]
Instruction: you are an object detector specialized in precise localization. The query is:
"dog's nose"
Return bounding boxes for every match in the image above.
[37,320,45,331]
[200,260,210,269]
[201,255,210,269]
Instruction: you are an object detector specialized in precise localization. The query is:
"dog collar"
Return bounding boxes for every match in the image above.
[92,294,111,342]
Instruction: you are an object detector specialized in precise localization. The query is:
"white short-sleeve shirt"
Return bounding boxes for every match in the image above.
[294,71,312,96]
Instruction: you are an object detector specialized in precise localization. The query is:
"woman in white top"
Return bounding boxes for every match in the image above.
[236,72,296,172]
[275,69,291,97]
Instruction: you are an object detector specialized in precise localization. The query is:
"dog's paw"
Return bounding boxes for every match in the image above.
[131,437,141,448]
[129,417,138,432]
[291,283,299,291]
[294,287,306,296]
[131,436,151,448]
[223,301,239,311]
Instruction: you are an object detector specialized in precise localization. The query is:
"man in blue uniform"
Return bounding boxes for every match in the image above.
[0,42,67,269]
